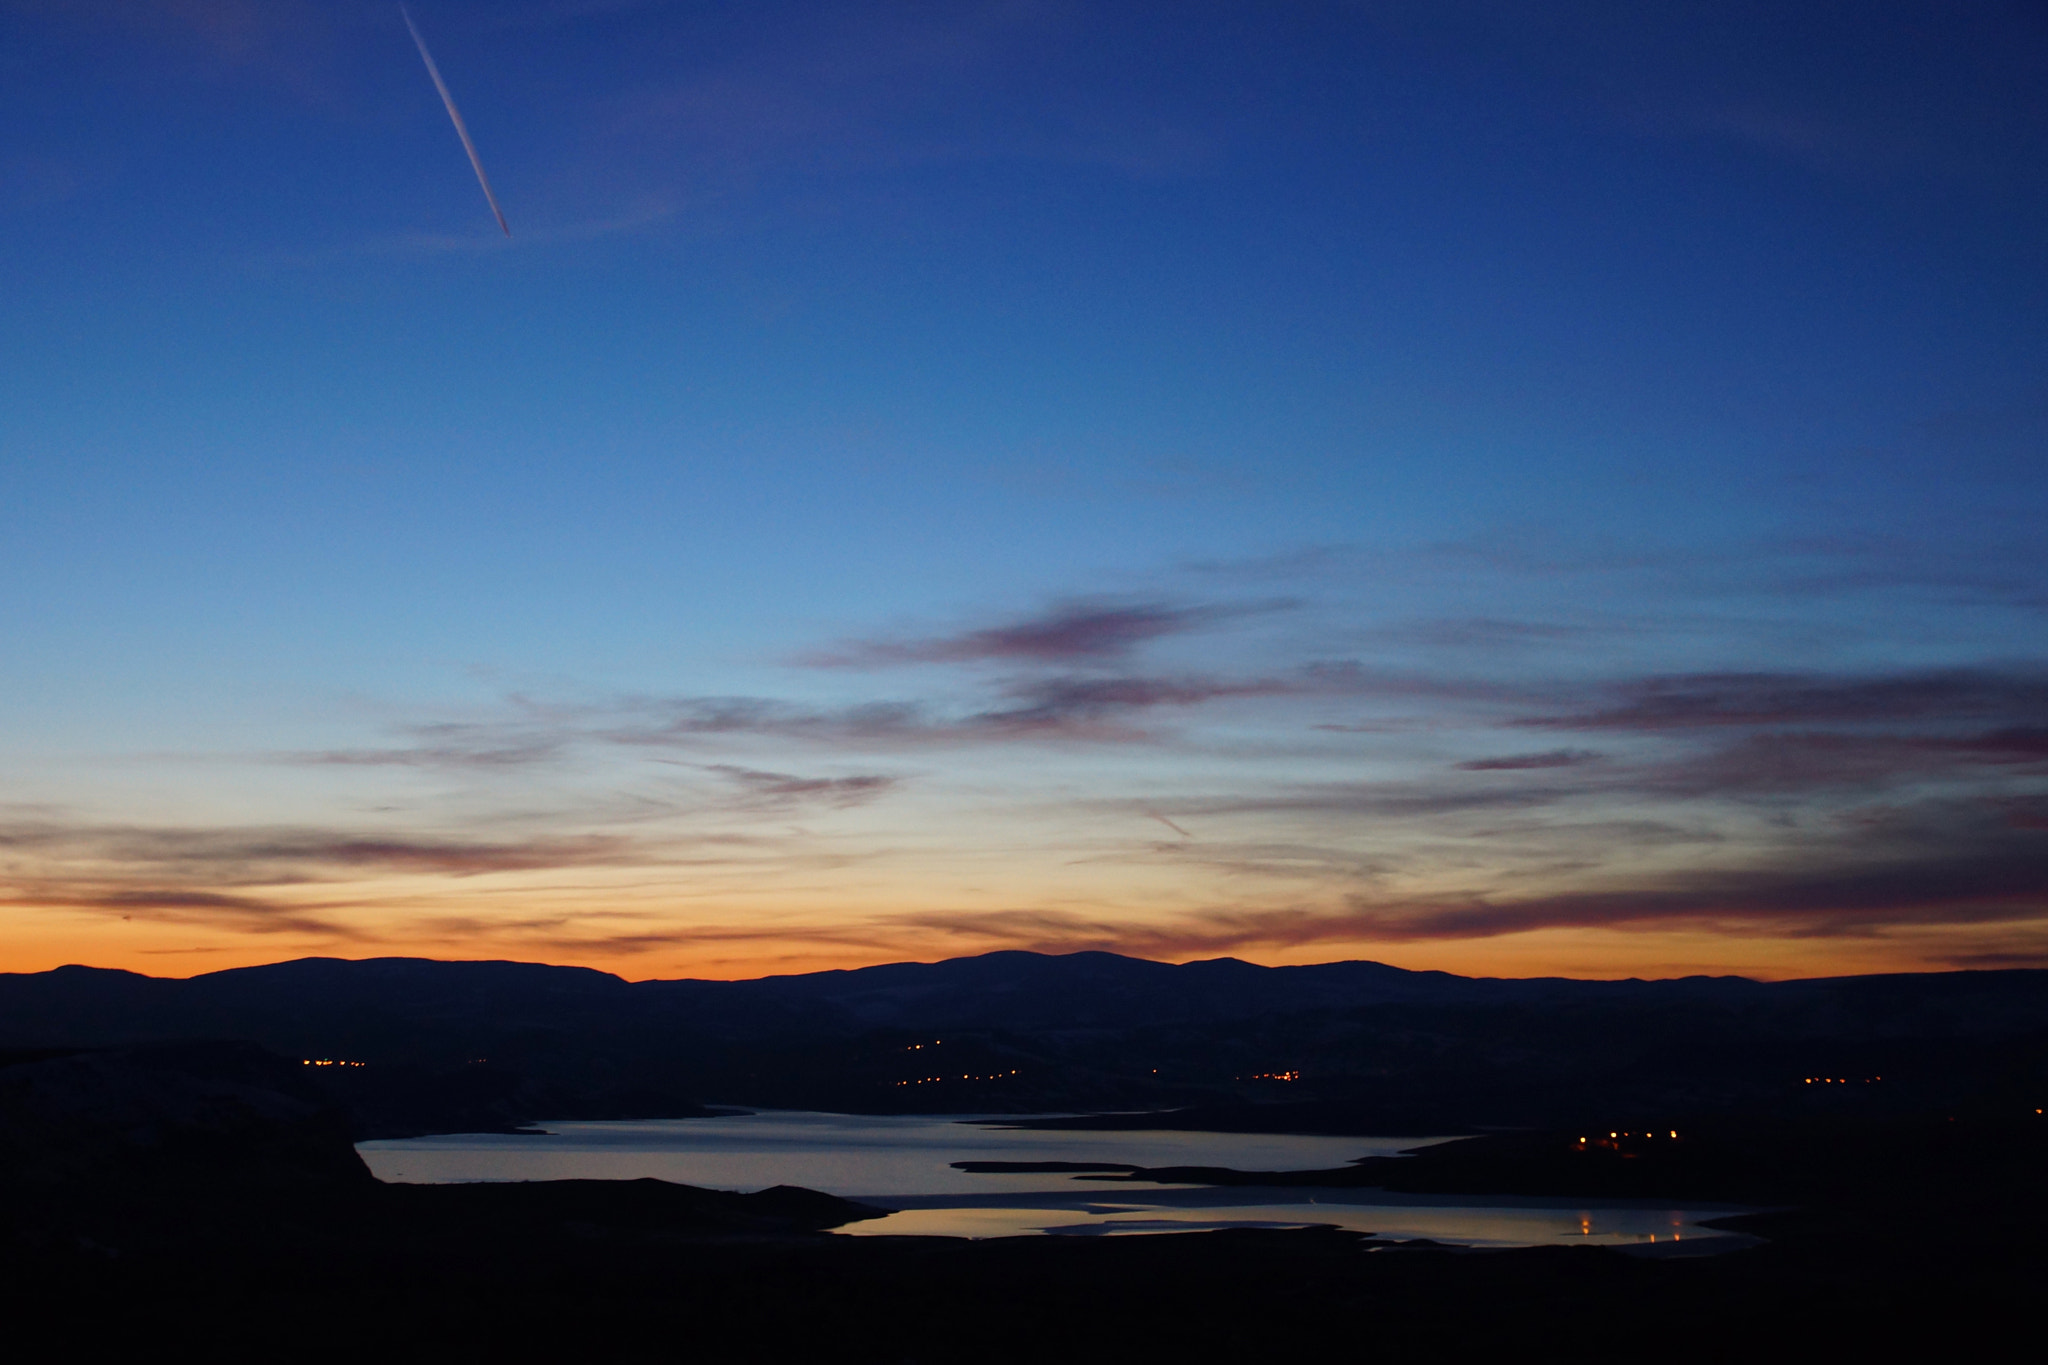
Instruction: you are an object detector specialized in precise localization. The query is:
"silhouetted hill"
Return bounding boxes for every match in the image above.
[3,951,2044,1135]
[0,1041,882,1269]
[0,1040,370,1193]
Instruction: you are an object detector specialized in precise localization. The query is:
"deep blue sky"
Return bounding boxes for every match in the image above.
[3,1,2045,980]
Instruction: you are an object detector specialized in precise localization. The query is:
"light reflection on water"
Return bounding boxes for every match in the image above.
[362,1111,1423,1195]
[358,1110,1751,1247]
[855,1197,1718,1245]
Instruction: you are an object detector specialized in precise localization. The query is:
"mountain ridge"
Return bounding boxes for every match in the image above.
[5,950,2043,1136]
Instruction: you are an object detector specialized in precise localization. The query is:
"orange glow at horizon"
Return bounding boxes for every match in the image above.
[2,893,2038,984]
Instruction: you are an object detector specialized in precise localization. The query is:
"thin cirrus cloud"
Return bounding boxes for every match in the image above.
[1455,749,1603,772]
[0,820,641,883]
[0,818,677,942]
[290,734,567,769]
[0,822,640,913]
[46,605,2041,974]
[974,674,1296,733]
[1162,736,2046,826]
[1619,730,2048,799]
[285,676,1298,767]
[1515,668,2048,732]
[610,795,2048,965]
[701,764,898,808]
[281,667,1348,768]
[797,599,1268,669]
[279,657,2048,785]
[0,886,354,940]
[1318,840,2048,946]
[880,834,2048,960]
[597,672,1299,749]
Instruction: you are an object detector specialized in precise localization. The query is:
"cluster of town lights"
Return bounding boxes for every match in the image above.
[1804,1076,1880,1084]
[1241,1070,1301,1081]
[301,1059,365,1068]
[1575,1130,1679,1150]
[895,1070,1019,1086]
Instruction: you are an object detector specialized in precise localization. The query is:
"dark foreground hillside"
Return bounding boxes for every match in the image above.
[3,1042,2042,1362]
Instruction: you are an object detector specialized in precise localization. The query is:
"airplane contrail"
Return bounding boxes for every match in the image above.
[401,5,510,236]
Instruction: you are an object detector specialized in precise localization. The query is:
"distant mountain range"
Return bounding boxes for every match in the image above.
[4,951,2044,1136]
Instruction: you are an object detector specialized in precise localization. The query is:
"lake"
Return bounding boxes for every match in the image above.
[359,1110,1753,1248]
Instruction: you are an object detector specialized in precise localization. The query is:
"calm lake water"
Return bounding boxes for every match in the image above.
[359,1110,1751,1247]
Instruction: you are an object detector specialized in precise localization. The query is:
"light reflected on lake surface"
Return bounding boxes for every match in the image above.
[362,1110,1417,1193]
[358,1110,1751,1247]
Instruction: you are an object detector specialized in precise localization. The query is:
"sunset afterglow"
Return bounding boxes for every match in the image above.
[3,2,2044,981]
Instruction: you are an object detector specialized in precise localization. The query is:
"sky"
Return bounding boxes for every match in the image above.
[3,0,2046,982]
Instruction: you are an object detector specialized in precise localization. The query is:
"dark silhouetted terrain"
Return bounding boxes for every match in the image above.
[1,1041,2041,1362]
[3,951,2045,1136]
[3,971,2044,1360]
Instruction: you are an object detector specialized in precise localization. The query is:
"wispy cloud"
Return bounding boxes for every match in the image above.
[1626,729,2048,799]
[595,670,1299,749]
[1518,668,2048,732]
[1456,749,1603,772]
[1327,859,2048,944]
[23,563,2044,971]
[286,723,567,769]
[0,885,356,938]
[878,821,2048,959]
[276,655,2048,808]
[0,815,752,944]
[1944,949,2048,970]
[701,764,899,808]
[800,598,1278,668]
[1370,617,1608,652]
[0,820,640,883]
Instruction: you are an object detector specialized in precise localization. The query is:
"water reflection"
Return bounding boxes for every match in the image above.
[363,1111,1422,1192]
[849,1196,1722,1245]
[359,1110,1752,1247]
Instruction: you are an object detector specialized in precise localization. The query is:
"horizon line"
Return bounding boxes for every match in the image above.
[11,946,2035,988]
